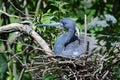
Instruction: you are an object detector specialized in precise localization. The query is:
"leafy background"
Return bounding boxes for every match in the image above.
[0,0,120,80]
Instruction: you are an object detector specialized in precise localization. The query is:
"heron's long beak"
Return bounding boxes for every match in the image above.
[36,22,63,27]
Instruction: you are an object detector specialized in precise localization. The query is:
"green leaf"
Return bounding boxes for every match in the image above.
[17,42,22,52]
[43,74,56,80]
[0,53,7,80]
[0,53,7,73]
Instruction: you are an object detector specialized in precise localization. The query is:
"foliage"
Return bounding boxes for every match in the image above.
[0,0,120,80]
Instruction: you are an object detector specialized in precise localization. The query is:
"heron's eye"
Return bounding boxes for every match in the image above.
[63,22,67,25]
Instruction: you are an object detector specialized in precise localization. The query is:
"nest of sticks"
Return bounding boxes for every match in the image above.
[26,47,120,80]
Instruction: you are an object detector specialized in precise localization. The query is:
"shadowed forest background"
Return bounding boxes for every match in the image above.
[0,0,120,80]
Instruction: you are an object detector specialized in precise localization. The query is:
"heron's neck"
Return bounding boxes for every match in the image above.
[64,29,75,45]
[54,29,75,54]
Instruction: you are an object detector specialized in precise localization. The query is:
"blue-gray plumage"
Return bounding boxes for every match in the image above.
[37,18,96,59]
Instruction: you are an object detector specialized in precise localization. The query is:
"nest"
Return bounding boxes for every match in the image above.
[25,49,120,80]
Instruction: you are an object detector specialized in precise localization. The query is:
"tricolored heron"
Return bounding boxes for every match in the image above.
[37,18,96,59]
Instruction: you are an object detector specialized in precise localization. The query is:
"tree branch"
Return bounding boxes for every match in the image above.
[0,23,53,56]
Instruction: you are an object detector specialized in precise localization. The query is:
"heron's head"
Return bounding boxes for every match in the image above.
[59,18,76,30]
[37,18,76,30]
[36,18,79,35]
[59,18,79,36]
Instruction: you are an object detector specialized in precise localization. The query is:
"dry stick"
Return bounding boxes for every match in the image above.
[0,10,22,19]
[13,58,17,80]
[19,68,25,80]
[84,14,87,53]
[31,30,53,55]
[42,67,60,78]
[83,14,87,67]
[67,66,77,80]
[0,23,53,56]
[0,10,34,20]
[101,70,109,80]
[35,0,42,16]
[8,0,25,15]
[24,0,29,20]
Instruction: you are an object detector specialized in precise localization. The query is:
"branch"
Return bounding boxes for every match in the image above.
[0,10,22,19]
[0,10,34,20]
[35,0,42,16]
[0,23,53,56]
[19,68,25,80]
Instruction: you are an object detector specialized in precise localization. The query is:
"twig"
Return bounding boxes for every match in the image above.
[13,58,17,80]
[8,0,26,16]
[8,0,35,19]
[14,54,24,66]
[25,68,39,72]
[0,10,33,20]
[42,67,61,78]
[24,0,30,20]
[67,66,77,80]
[84,14,87,53]
[101,70,109,80]
[19,68,25,80]
[35,0,42,16]
[0,10,34,20]
[58,60,73,64]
